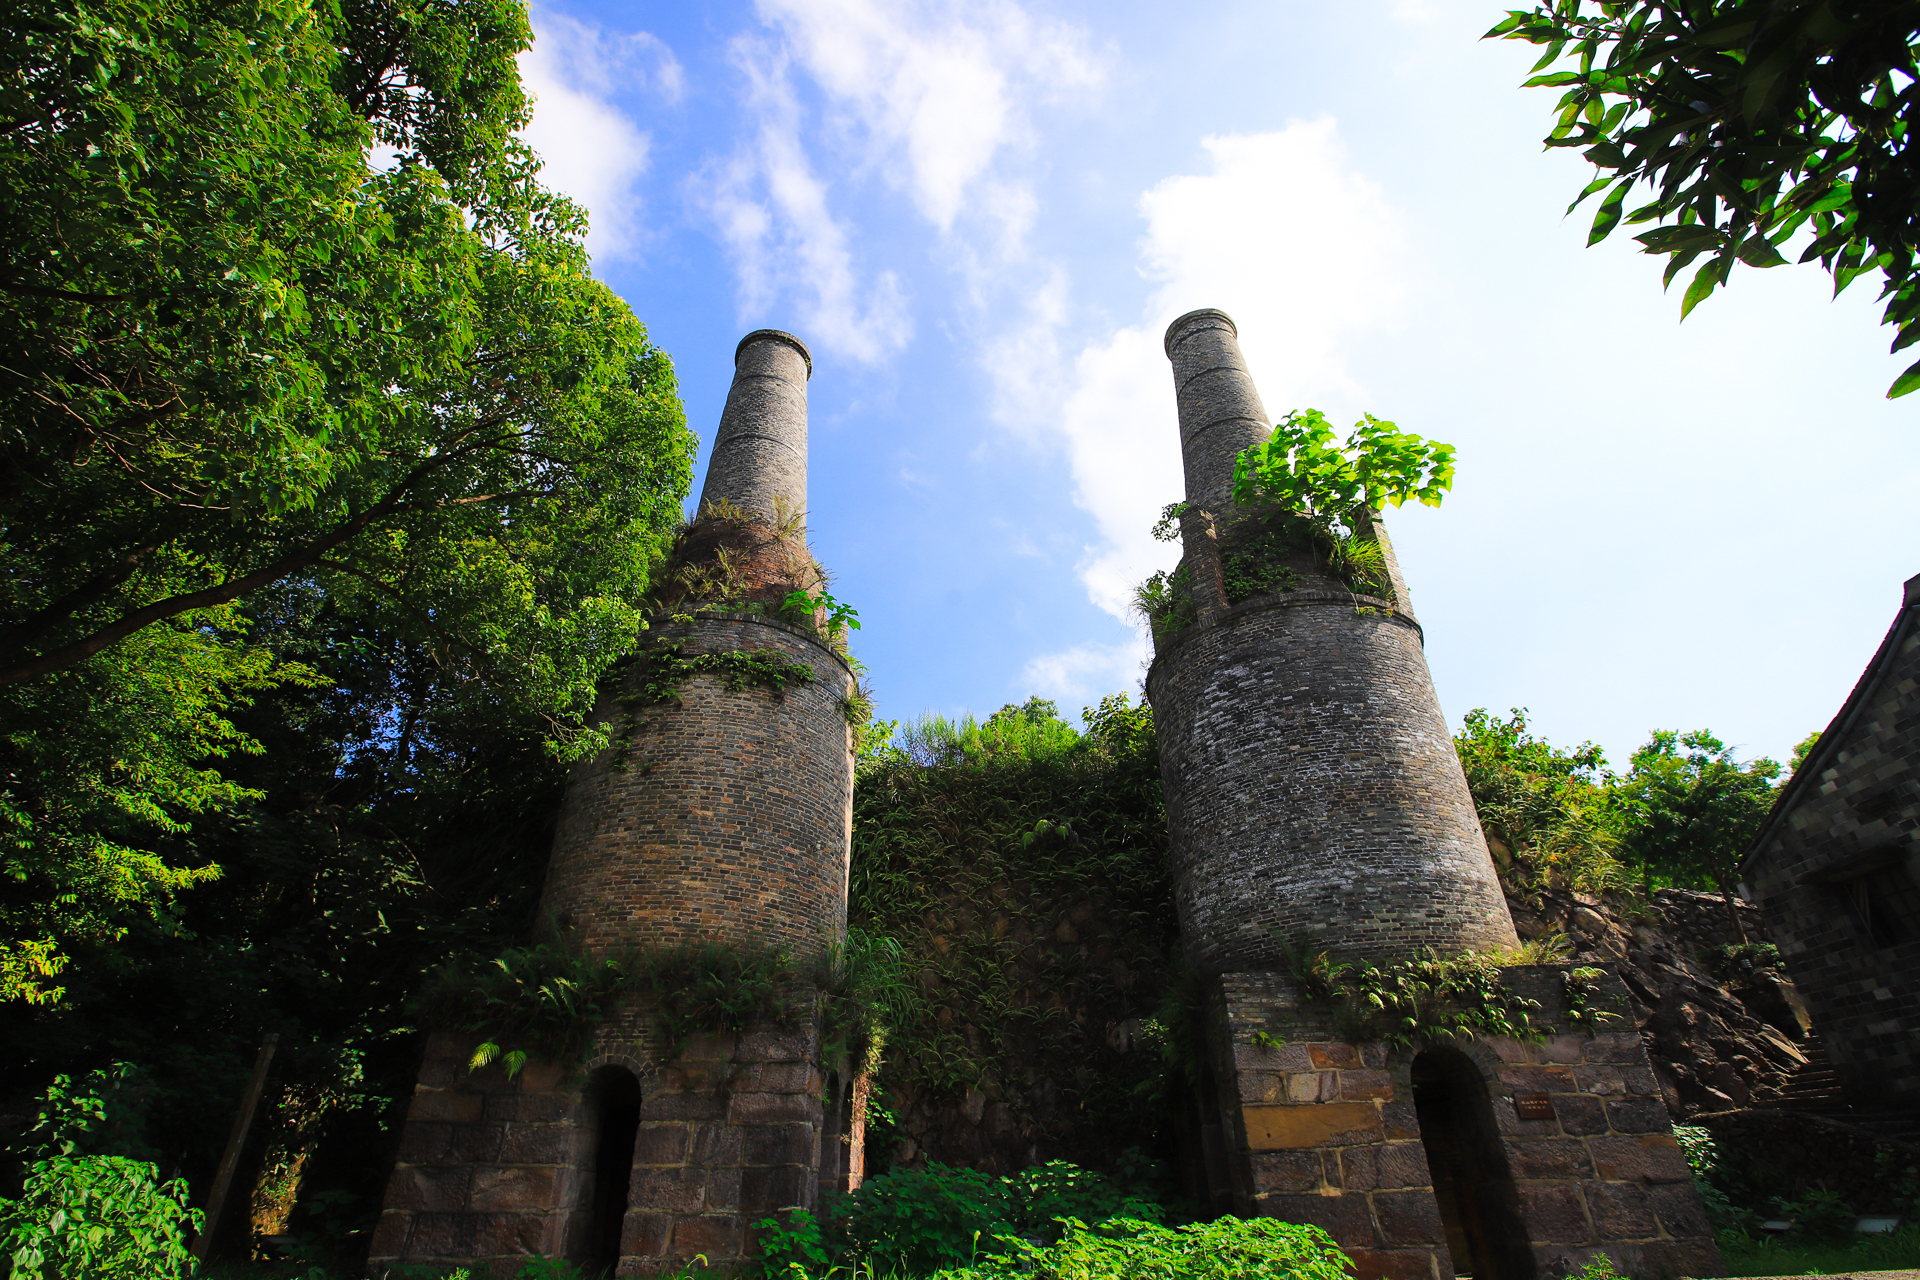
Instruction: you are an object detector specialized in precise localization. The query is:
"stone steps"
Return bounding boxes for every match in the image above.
[1749,1039,1920,1151]
[1756,1039,1849,1111]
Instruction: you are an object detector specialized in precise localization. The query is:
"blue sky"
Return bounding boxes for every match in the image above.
[519,0,1918,772]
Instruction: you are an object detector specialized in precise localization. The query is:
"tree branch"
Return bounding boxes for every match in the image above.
[0,446,472,687]
[0,277,133,304]
[0,543,160,651]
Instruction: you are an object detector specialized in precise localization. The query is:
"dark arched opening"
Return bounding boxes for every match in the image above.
[584,1065,642,1277]
[1411,1047,1535,1280]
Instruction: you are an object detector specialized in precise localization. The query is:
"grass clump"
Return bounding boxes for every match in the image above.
[1717,1223,1920,1275]
[944,1214,1353,1280]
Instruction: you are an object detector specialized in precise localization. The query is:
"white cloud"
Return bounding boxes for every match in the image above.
[755,0,1104,235]
[690,36,912,364]
[520,10,679,260]
[1036,120,1409,624]
[690,0,1100,362]
[1019,638,1149,706]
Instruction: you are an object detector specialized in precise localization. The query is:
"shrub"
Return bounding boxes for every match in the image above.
[823,1161,1165,1274]
[0,1155,200,1279]
[941,1214,1353,1280]
[0,1064,200,1280]
[1568,1254,1625,1280]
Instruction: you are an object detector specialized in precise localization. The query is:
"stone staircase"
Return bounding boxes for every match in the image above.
[1756,1038,1920,1150]
[1762,1040,1849,1111]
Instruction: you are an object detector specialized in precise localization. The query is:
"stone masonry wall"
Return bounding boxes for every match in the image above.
[621,1022,832,1274]
[1146,593,1517,971]
[369,1012,851,1277]
[541,612,855,965]
[369,1029,609,1276]
[1207,968,1723,1280]
[1744,578,1920,1106]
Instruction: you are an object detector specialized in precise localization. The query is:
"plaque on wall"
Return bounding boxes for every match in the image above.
[1514,1092,1555,1120]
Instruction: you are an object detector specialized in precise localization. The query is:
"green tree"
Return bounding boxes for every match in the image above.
[1489,2,1920,396]
[0,0,697,1002]
[1,585,580,1255]
[1611,729,1782,938]
[1789,728,1823,772]
[1454,708,1628,897]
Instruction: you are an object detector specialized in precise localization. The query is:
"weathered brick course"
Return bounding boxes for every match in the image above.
[539,612,854,967]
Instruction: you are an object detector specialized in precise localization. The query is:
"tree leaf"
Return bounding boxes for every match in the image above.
[1588,181,1630,245]
[1887,356,1920,399]
[1679,259,1722,320]
[1734,236,1787,268]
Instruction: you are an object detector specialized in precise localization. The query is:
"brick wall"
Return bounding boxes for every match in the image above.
[1207,968,1723,1280]
[541,612,856,965]
[1147,592,1517,971]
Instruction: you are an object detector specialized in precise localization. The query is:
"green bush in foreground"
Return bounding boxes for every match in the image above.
[0,1152,199,1279]
[932,1215,1353,1280]
[0,1064,199,1280]
[817,1161,1165,1274]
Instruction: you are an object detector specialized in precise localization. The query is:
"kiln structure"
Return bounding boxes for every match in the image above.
[1147,309,1721,1280]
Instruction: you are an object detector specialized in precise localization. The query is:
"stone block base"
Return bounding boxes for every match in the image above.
[1207,967,1725,1280]
[369,1004,865,1276]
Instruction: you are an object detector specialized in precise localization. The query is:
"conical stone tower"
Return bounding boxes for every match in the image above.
[1151,309,1721,1280]
[371,330,863,1278]
[1150,307,1517,972]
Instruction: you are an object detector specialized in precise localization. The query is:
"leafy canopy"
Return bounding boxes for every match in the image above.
[1611,728,1782,896]
[0,0,694,696]
[1230,409,1455,530]
[0,0,695,1002]
[1455,708,1630,897]
[1488,2,1920,397]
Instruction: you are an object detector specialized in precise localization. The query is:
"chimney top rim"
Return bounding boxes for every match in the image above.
[736,329,813,379]
[1163,308,1237,358]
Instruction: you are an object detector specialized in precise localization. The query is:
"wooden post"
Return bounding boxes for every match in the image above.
[192,1032,279,1264]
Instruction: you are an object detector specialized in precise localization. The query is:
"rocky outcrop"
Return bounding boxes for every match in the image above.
[1509,888,1816,1118]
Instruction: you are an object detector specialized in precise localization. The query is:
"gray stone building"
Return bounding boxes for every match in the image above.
[1740,572,1920,1107]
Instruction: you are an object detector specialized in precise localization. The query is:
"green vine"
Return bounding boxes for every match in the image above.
[421,942,632,1079]
[633,643,817,706]
[1277,940,1544,1051]
[847,695,1180,1168]
[1219,521,1307,604]
[635,943,800,1056]
[1561,965,1620,1030]
[421,934,908,1077]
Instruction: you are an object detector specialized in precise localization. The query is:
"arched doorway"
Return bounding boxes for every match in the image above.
[1411,1047,1535,1280]
[583,1065,643,1277]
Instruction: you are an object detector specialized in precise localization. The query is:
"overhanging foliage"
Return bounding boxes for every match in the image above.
[1490,1,1920,396]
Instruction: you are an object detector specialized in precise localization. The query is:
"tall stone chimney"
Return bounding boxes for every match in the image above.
[1146,314,1719,1280]
[1148,308,1516,973]
[1165,308,1273,513]
[371,330,862,1279]
[697,329,811,529]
